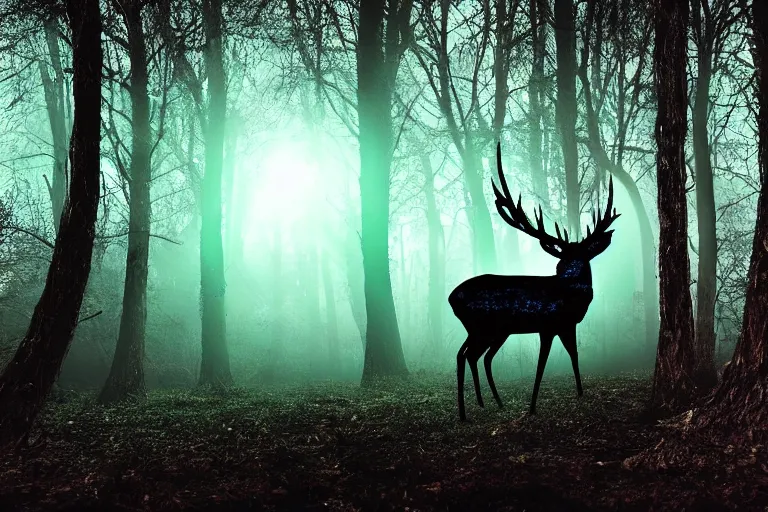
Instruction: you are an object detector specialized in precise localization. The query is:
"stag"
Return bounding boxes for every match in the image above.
[450,144,619,421]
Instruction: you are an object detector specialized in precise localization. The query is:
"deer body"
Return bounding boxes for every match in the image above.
[450,267,594,333]
[454,144,619,421]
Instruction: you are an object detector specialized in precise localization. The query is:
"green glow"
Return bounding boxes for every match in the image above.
[243,137,324,246]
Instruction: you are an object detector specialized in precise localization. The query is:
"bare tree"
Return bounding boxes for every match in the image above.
[0,0,103,450]
[39,16,70,232]
[693,0,768,440]
[98,0,158,404]
[690,0,742,389]
[554,0,579,235]
[357,0,411,382]
[411,0,501,274]
[528,0,549,206]
[198,0,231,386]
[577,0,659,350]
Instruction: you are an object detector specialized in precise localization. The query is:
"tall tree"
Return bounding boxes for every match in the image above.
[412,0,500,274]
[198,0,231,386]
[690,0,741,389]
[357,0,411,383]
[554,0,580,235]
[99,0,154,404]
[0,0,103,450]
[577,0,659,350]
[419,151,445,351]
[39,16,69,233]
[693,0,768,438]
[528,0,549,206]
[650,0,696,412]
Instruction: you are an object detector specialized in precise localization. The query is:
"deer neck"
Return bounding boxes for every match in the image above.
[556,260,592,287]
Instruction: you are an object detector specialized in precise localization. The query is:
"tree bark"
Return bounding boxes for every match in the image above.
[554,0,580,235]
[694,0,768,438]
[358,0,409,383]
[528,0,549,206]
[99,0,152,404]
[650,0,696,412]
[0,0,102,450]
[691,1,718,390]
[199,0,231,387]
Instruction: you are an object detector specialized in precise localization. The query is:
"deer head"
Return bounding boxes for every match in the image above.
[491,144,620,277]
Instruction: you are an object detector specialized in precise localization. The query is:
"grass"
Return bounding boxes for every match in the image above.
[0,371,766,511]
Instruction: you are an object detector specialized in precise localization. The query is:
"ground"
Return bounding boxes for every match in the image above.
[0,372,766,511]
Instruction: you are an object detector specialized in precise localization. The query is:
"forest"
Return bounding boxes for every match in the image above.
[0,0,767,509]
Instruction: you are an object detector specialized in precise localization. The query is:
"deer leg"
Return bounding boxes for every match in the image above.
[457,337,471,421]
[484,339,505,408]
[467,344,486,408]
[530,332,554,415]
[559,326,583,396]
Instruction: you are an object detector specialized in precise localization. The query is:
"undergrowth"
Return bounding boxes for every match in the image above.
[0,372,765,511]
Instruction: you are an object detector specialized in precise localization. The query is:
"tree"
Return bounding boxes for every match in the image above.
[554,0,580,235]
[650,0,696,412]
[198,0,231,386]
[690,0,742,389]
[98,0,155,404]
[39,16,70,233]
[693,0,768,439]
[0,0,103,450]
[412,0,506,274]
[577,0,660,350]
[528,0,549,206]
[418,151,445,351]
[357,0,411,383]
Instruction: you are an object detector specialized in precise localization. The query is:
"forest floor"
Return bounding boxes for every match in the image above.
[0,372,766,511]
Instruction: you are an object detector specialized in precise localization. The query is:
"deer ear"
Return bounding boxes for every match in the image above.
[586,231,613,258]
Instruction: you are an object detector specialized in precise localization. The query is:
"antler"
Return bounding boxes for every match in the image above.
[583,175,620,240]
[491,143,567,256]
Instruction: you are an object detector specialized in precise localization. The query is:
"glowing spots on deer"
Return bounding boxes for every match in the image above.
[464,289,564,315]
[560,260,584,278]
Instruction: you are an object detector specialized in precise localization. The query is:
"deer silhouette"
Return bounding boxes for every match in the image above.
[450,144,619,421]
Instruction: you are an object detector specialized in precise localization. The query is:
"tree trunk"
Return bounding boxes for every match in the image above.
[650,0,696,412]
[99,0,151,404]
[303,237,322,340]
[554,0,580,236]
[0,0,102,450]
[420,154,445,350]
[695,0,768,437]
[528,0,549,206]
[344,222,367,351]
[198,0,231,387]
[691,3,718,390]
[358,0,409,383]
[398,224,410,336]
[267,226,284,380]
[39,18,68,233]
[320,245,339,373]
